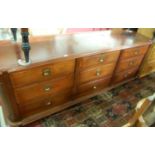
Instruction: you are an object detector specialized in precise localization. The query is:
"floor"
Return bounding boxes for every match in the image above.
[0,106,7,127]
[25,73,155,127]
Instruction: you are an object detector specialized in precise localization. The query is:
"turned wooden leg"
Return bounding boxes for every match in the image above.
[21,28,31,63]
[17,28,31,66]
[10,28,17,41]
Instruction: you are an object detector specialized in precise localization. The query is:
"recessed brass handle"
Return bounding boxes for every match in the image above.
[99,59,104,62]
[93,86,97,89]
[96,70,101,76]
[45,101,51,106]
[42,68,51,76]
[44,86,51,92]
[99,55,105,63]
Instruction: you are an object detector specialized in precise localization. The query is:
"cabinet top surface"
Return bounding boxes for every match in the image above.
[0,30,152,72]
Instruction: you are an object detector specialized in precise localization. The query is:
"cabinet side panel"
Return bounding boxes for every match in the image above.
[0,72,21,122]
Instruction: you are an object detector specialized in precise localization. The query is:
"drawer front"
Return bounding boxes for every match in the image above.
[112,68,139,84]
[19,89,72,117]
[79,63,116,84]
[120,46,149,60]
[79,51,120,69]
[15,75,74,104]
[115,56,144,73]
[10,59,75,88]
[78,76,111,94]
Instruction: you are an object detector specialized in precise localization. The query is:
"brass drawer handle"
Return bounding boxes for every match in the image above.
[99,55,105,63]
[93,86,97,89]
[99,59,104,62]
[42,68,51,76]
[44,86,51,92]
[96,69,101,76]
[45,101,51,106]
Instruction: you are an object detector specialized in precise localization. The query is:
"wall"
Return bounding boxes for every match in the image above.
[138,28,155,39]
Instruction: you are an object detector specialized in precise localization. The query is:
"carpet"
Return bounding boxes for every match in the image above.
[25,73,155,127]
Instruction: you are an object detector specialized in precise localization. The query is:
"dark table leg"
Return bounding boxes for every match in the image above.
[21,28,31,63]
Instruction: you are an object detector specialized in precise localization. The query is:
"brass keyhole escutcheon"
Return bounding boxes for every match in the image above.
[44,86,51,92]
[42,68,51,76]
[93,86,97,89]
[45,101,51,106]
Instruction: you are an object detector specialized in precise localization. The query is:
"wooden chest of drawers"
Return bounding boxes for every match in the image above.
[0,31,152,126]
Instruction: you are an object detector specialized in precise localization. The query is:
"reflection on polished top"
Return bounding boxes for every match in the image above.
[0,30,152,71]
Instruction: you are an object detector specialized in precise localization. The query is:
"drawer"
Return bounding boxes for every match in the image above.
[79,63,116,84]
[10,59,75,88]
[15,75,74,104]
[115,55,144,73]
[112,67,139,84]
[78,76,111,94]
[120,46,149,60]
[19,89,72,117]
[79,51,120,69]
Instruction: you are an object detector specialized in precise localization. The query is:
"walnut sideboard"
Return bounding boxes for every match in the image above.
[0,31,152,126]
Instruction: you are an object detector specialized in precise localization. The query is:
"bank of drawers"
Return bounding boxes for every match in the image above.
[8,46,149,117]
[112,45,149,84]
[10,60,75,116]
[77,51,120,94]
